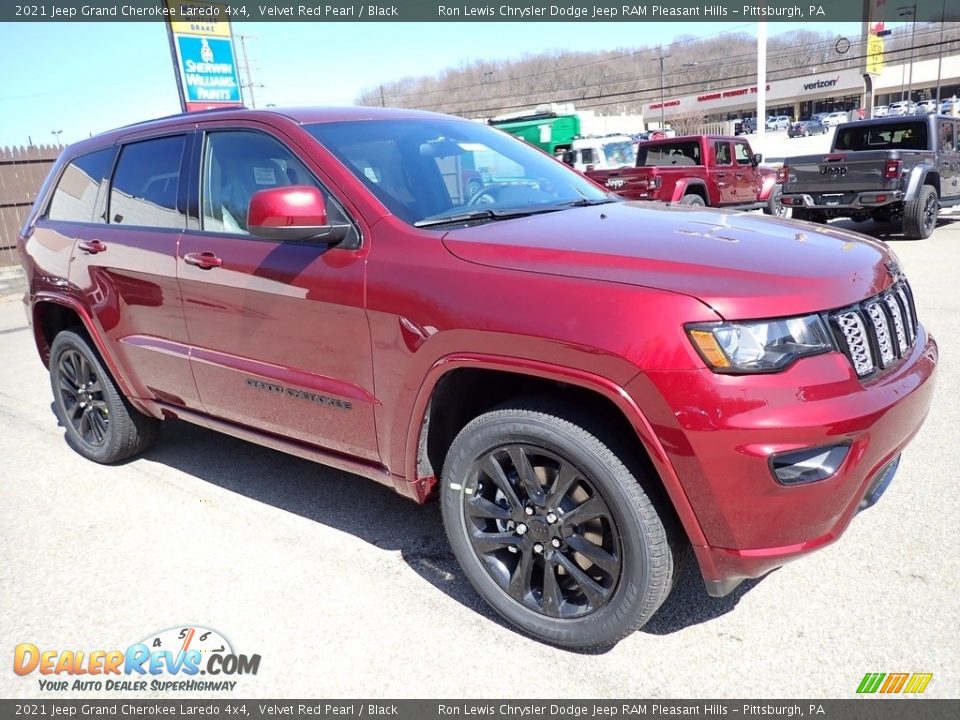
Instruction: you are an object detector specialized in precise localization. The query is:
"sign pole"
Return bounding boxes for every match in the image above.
[165,19,188,113]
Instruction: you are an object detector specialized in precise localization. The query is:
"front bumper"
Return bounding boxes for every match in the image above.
[629,327,938,596]
[782,190,904,211]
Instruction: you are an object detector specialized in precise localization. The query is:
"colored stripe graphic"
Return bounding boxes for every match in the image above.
[857,673,885,693]
[857,672,932,694]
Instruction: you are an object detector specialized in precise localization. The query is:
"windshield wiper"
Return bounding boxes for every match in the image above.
[555,197,621,208]
[414,206,562,228]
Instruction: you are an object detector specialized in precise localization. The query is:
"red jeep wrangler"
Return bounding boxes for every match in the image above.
[587,134,785,216]
[18,108,936,648]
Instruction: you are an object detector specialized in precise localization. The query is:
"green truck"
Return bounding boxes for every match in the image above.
[489,108,581,156]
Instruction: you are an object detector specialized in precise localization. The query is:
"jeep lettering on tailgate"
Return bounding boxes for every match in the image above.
[18,106,937,649]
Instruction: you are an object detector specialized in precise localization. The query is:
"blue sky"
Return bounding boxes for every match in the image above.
[0,20,867,146]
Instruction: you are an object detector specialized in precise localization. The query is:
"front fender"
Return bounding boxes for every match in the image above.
[400,353,709,548]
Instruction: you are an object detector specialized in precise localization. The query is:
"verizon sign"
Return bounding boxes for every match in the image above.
[803,76,841,91]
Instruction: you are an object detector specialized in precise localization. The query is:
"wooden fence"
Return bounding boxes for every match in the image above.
[0,145,61,267]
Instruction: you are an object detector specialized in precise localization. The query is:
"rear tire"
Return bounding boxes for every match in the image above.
[49,329,159,464]
[440,400,677,649]
[680,194,705,207]
[902,186,938,239]
[763,185,787,217]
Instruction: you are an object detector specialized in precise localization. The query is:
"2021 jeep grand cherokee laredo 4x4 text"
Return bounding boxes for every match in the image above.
[18,107,937,648]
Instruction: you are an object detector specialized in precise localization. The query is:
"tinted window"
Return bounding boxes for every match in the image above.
[939,121,956,151]
[834,122,929,151]
[714,141,731,165]
[201,130,351,235]
[109,136,185,229]
[48,148,115,223]
[305,119,609,226]
[638,141,702,166]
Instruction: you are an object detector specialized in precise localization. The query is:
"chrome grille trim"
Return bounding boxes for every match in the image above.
[836,311,874,376]
[884,293,907,355]
[866,302,894,367]
[830,279,919,379]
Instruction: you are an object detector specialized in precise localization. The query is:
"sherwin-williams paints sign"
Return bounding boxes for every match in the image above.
[165,1,243,112]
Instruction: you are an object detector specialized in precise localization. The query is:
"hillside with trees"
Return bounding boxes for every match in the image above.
[356,24,959,118]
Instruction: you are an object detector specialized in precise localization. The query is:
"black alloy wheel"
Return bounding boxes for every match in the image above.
[49,329,159,463]
[441,401,677,648]
[461,444,621,619]
[57,348,110,447]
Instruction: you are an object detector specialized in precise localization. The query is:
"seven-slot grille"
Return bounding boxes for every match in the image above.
[831,280,918,378]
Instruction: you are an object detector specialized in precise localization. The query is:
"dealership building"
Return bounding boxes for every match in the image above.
[645,54,960,123]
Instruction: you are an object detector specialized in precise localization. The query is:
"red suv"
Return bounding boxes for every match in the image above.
[18,107,937,648]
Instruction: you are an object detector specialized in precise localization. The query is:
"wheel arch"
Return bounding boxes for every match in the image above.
[905,165,940,199]
[670,178,708,204]
[31,293,140,406]
[402,354,708,548]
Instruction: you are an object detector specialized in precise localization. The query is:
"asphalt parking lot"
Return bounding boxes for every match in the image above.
[1,213,958,700]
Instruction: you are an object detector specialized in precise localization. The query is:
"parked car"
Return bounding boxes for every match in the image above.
[766,115,791,130]
[585,134,785,216]
[561,135,636,172]
[781,114,960,238]
[914,100,939,115]
[820,111,848,127]
[888,101,917,116]
[788,119,828,137]
[941,99,957,115]
[734,117,757,135]
[872,105,889,118]
[18,106,938,649]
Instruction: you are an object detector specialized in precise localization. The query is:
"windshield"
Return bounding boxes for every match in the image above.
[304,118,612,226]
[602,140,636,167]
[834,121,929,151]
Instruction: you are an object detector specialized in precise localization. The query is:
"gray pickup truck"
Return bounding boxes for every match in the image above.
[780,114,960,238]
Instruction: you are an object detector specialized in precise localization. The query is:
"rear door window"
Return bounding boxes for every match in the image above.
[47,148,115,223]
[109,136,186,229]
[713,141,732,166]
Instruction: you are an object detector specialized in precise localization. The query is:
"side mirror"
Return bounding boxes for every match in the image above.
[752,153,763,165]
[247,186,350,243]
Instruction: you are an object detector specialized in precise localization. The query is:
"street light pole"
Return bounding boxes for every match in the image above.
[899,4,918,104]
[936,0,946,103]
[51,130,63,146]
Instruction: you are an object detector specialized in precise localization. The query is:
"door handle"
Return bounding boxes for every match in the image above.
[183,251,222,269]
[735,173,744,179]
[77,240,107,254]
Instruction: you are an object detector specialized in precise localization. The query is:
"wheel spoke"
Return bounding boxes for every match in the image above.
[87,379,103,394]
[507,548,534,600]
[480,455,522,510]
[566,533,619,575]
[88,409,106,444]
[59,378,79,397]
[555,551,609,608]
[562,495,607,527]
[78,407,93,441]
[541,558,562,617]
[467,496,512,521]
[546,461,578,507]
[507,446,545,504]
[60,353,81,386]
[69,400,84,422]
[470,530,522,554]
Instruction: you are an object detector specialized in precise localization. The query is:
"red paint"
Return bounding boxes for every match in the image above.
[18,107,938,595]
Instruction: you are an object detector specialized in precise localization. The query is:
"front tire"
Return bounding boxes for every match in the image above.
[440,401,676,649]
[49,329,159,463]
[902,186,938,239]
[763,184,788,217]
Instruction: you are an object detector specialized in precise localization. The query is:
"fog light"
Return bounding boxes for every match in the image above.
[770,444,849,485]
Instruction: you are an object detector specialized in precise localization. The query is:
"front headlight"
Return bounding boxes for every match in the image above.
[687,315,835,373]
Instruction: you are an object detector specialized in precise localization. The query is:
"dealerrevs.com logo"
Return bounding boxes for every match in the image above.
[13,625,261,692]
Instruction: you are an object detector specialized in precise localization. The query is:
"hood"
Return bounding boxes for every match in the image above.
[441,202,897,320]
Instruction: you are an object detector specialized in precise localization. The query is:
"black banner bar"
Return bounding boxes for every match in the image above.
[1,700,958,720]
[4,0,960,23]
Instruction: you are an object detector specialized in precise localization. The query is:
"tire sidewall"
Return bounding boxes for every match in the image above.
[49,331,124,463]
[440,413,661,648]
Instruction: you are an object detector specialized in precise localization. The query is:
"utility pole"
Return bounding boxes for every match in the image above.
[236,34,263,109]
[658,48,670,129]
[898,5,918,103]
[379,85,386,107]
[757,22,767,145]
[936,0,946,103]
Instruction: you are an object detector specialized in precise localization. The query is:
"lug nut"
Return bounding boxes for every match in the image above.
[524,506,534,516]
[551,538,561,548]
[516,523,528,536]
[546,512,558,524]
[533,543,544,554]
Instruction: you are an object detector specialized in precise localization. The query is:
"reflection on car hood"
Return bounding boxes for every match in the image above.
[441,202,896,319]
